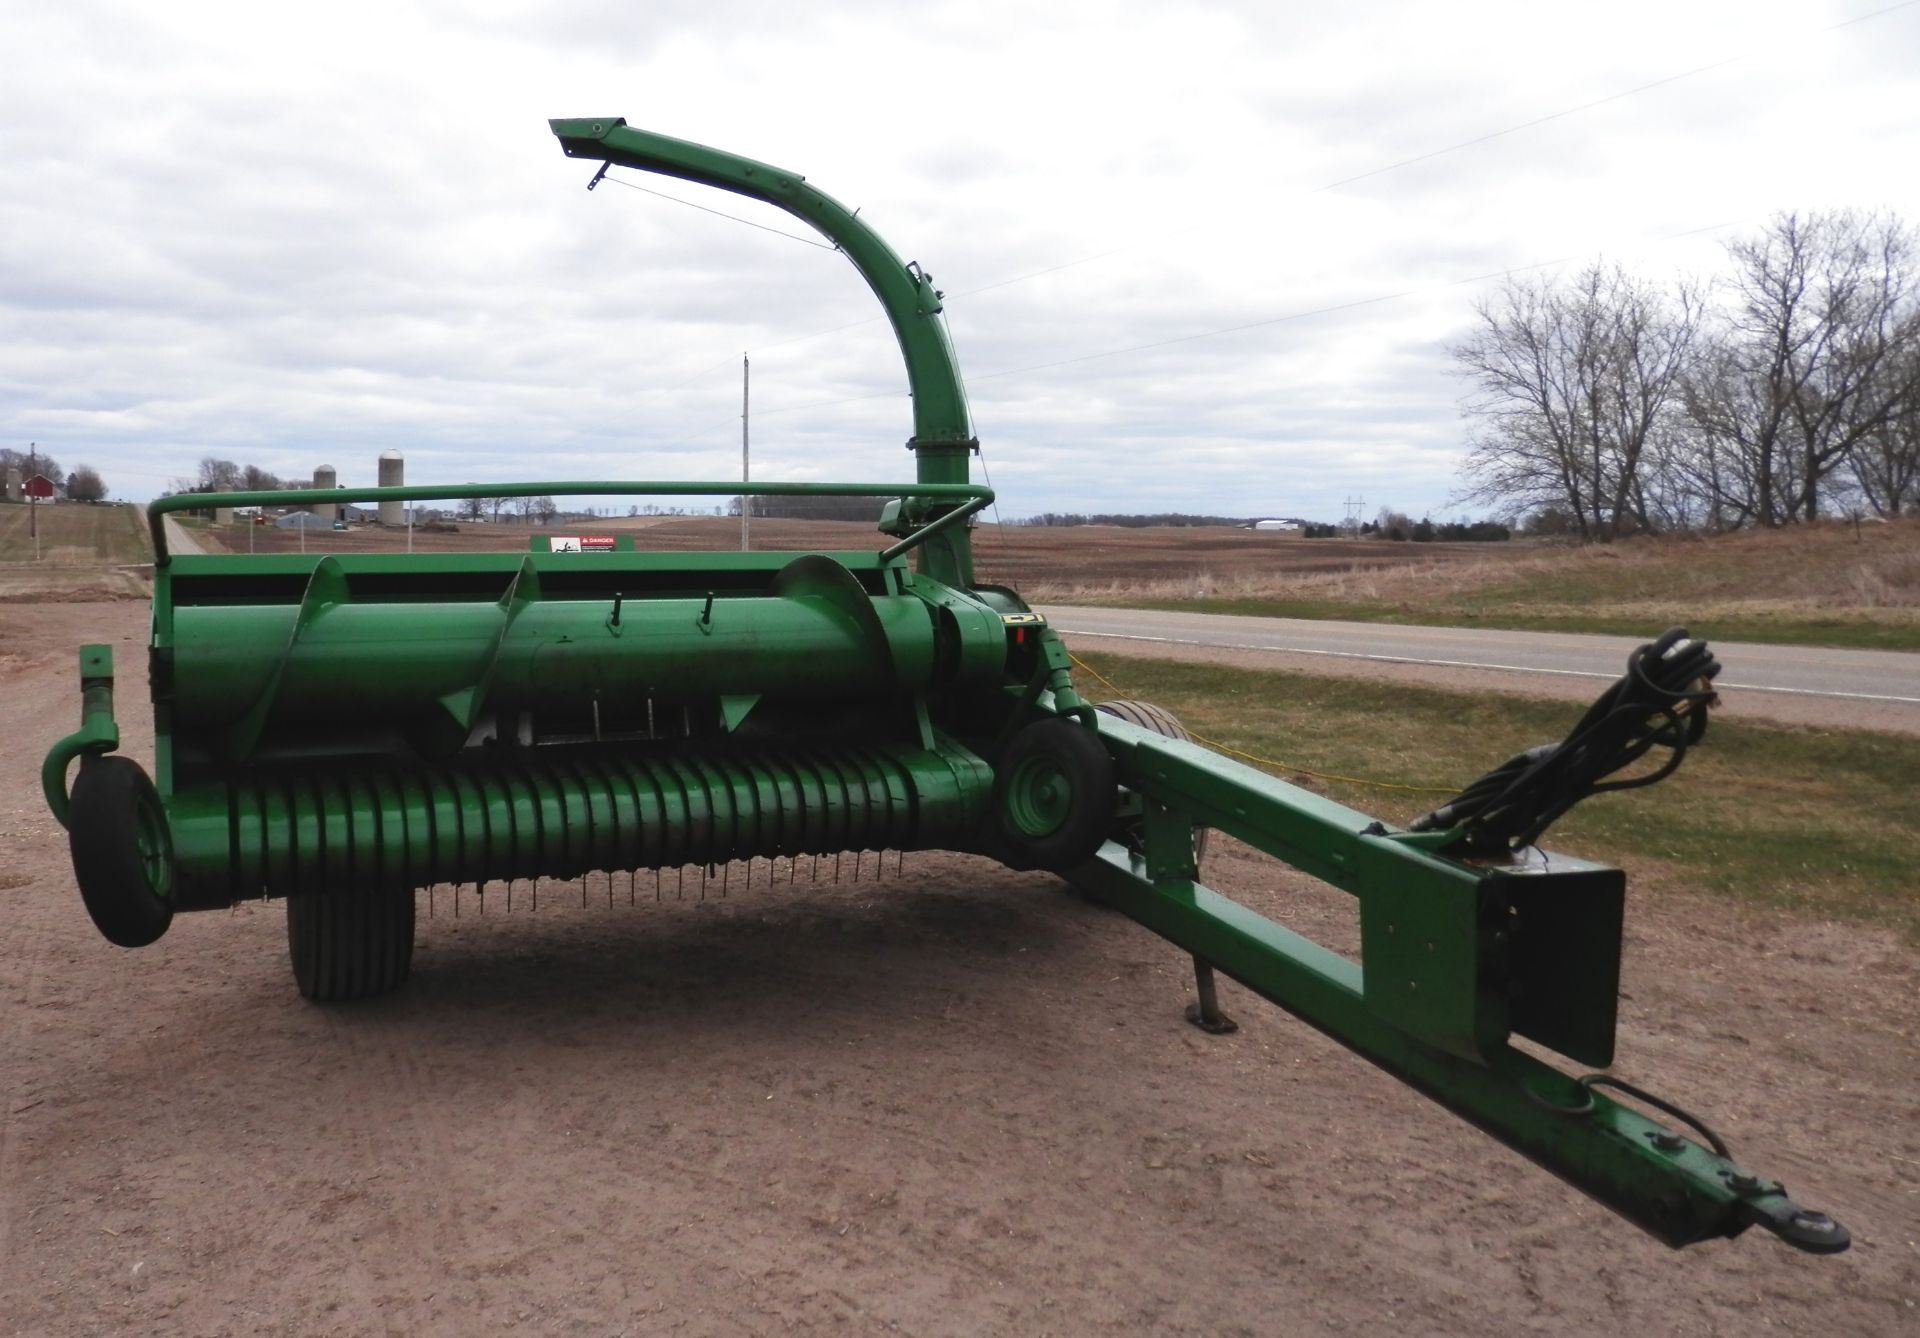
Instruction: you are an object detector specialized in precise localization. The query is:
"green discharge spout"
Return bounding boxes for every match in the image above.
[549,118,979,585]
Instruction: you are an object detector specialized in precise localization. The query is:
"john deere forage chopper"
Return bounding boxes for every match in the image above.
[41,117,1847,1257]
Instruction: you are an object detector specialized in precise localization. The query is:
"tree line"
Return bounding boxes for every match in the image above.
[1304,514,1511,542]
[0,447,107,502]
[1453,210,1920,537]
[1015,512,1247,528]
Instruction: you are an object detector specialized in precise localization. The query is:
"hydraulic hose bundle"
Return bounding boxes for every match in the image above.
[1409,627,1721,854]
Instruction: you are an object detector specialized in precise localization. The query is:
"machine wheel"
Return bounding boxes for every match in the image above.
[287,888,416,1002]
[68,755,175,948]
[1096,700,1211,874]
[993,717,1117,871]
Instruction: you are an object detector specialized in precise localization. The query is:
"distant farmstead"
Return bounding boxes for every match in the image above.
[1250,518,1302,533]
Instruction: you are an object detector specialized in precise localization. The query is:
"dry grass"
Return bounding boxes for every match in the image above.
[1043,519,1920,649]
[0,503,152,601]
[176,508,1920,648]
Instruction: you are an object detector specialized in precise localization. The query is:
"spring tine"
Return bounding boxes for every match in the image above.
[629,868,637,907]
[534,877,539,912]
[655,868,661,903]
[677,865,684,901]
[898,849,905,876]
[478,881,485,915]
[581,876,587,910]
[429,883,435,918]
[834,852,841,884]
[607,869,614,909]
[454,883,460,918]
[811,854,820,883]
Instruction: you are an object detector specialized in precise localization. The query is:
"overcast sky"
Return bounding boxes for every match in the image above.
[4,1,1918,521]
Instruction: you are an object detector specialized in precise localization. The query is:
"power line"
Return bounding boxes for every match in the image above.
[744,218,1740,420]
[947,0,1918,301]
[644,0,1916,371]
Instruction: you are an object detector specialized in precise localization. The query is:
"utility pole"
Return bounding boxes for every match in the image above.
[28,442,39,561]
[740,353,751,551]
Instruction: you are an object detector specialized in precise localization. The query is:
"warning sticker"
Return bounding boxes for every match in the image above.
[549,535,617,552]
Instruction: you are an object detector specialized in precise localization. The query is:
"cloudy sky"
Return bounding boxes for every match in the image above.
[5,1,1918,522]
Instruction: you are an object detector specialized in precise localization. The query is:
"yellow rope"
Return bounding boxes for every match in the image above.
[1068,651,1460,797]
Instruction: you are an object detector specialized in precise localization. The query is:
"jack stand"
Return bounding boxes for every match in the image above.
[1184,956,1239,1034]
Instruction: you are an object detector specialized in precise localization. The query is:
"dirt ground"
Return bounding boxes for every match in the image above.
[3,600,1916,1337]
[197,514,1507,592]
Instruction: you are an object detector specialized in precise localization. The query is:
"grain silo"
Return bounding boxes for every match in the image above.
[378,451,404,525]
[312,464,337,521]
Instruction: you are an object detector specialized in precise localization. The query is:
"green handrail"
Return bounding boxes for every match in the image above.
[149,480,989,567]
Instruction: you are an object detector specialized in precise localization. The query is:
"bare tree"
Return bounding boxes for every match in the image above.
[65,466,107,502]
[197,457,244,492]
[1,447,62,485]
[1849,356,1920,515]
[1683,211,1920,525]
[1452,263,1699,540]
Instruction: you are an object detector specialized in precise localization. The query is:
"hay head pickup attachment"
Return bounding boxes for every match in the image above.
[40,116,1847,1257]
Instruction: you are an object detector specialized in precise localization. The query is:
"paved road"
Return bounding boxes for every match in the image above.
[160,515,207,557]
[1039,604,1920,734]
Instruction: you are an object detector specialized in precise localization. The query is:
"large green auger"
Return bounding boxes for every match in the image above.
[38,117,1847,1257]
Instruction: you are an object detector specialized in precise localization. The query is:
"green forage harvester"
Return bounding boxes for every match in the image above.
[40,117,1846,1257]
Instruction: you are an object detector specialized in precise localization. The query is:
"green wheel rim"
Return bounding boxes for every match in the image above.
[1005,754,1074,837]
[133,786,174,902]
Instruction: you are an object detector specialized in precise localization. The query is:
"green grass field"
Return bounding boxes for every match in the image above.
[1074,651,1920,939]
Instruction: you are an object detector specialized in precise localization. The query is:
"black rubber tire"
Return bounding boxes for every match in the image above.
[68,755,174,948]
[992,717,1117,871]
[287,887,416,1002]
[1096,699,1211,873]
